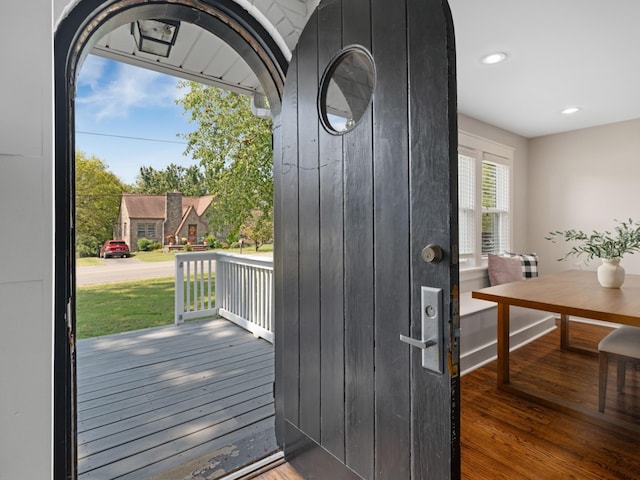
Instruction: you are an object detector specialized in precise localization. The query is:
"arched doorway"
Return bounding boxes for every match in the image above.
[54,2,287,477]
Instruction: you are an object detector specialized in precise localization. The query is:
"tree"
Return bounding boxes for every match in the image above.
[76,152,125,256]
[133,163,207,196]
[240,209,274,251]
[176,81,273,241]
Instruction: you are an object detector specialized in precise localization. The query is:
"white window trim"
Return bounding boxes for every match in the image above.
[459,130,515,271]
[459,130,514,159]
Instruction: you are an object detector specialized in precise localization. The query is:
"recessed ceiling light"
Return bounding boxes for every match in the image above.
[561,107,581,115]
[481,52,507,65]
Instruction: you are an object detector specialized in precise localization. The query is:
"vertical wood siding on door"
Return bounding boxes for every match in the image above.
[276,1,458,478]
[280,50,300,431]
[297,11,322,443]
[341,0,375,478]
[371,0,411,477]
[317,0,346,462]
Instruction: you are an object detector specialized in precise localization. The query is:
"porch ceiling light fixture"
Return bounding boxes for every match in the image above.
[131,19,180,58]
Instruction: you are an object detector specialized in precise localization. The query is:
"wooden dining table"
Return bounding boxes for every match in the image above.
[472,269,640,394]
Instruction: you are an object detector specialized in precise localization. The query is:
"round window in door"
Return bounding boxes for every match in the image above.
[319,46,376,134]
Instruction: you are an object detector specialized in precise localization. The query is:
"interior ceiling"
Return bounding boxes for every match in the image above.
[92,0,640,139]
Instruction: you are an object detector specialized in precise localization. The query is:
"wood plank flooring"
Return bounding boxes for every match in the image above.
[77,318,640,480]
[461,320,640,480]
[252,463,304,480]
[76,318,277,480]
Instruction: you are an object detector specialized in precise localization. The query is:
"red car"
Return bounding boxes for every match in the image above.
[100,240,130,258]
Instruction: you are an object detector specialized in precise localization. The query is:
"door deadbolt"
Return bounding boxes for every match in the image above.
[421,244,443,264]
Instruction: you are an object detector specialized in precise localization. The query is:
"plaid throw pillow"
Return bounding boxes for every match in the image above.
[505,252,539,278]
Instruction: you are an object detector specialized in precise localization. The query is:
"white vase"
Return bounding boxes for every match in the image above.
[597,258,625,288]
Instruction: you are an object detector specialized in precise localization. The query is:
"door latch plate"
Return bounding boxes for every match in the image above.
[399,287,444,374]
[421,287,443,373]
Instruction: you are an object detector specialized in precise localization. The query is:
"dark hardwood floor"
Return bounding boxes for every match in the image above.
[256,321,640,480]
[461,320,640,480]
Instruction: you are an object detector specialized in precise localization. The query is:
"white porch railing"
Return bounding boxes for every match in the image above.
[175,251,274,343]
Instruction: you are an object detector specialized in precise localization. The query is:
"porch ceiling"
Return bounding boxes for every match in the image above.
[90,0,640,139]
[91,0,319,98]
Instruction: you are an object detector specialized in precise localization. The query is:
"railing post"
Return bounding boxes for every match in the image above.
[175,257,184,325]
[214,253,222,316]
[173,251,273,342]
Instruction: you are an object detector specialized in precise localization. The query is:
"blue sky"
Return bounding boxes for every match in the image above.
[75,55,198,185]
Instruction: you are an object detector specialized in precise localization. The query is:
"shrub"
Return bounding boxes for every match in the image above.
[226,232,239,244]
[184,243,193,252]
[150,242,162,251]
[206,236,220,249]
[220,242,230,249]
[76,233,102,257]
[137,237,153,251]
[77,243,98,258]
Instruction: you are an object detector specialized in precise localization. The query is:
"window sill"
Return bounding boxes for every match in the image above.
[460,266,488,282]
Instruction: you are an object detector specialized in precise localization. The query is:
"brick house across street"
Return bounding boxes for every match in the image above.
[116,191,213,251]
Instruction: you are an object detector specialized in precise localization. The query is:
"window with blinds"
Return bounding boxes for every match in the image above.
[481,160,510,255]
[458,153,475,261]
[458,136,512,269]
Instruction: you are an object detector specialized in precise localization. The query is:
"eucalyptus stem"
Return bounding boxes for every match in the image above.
[545,219,640,262]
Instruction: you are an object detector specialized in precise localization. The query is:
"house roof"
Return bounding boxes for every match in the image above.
[175,205,196,235]
[122,194,166,219]
[182,195,213,218]
[122,193,213,220]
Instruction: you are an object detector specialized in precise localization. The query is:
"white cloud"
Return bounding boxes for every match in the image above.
[77,55,107,89]
[77,58,180,120]
[173,82,189,103]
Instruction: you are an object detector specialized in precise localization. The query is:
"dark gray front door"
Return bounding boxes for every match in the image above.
[274,0,459,478]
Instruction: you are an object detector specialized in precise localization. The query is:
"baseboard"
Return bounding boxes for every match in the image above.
[566,316,622,328]
[460,316,556,376]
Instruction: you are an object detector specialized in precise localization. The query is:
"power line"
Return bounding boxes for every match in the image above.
[76,130,188,145]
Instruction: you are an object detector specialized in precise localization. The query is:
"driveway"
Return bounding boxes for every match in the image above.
[76,258,177,286]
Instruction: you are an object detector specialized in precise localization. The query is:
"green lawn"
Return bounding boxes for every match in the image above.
[76,246,272,338]
[131,250,178,262]
[76,277,178,338]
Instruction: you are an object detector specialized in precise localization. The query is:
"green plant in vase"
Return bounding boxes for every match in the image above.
[546,218,640,288]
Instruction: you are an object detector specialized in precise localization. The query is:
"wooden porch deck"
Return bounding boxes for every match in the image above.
[76,318,277,480]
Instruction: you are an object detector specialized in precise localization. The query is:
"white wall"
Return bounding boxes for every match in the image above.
[0,2,53,479]
[459,114,640,277]
[528,118,640,275]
